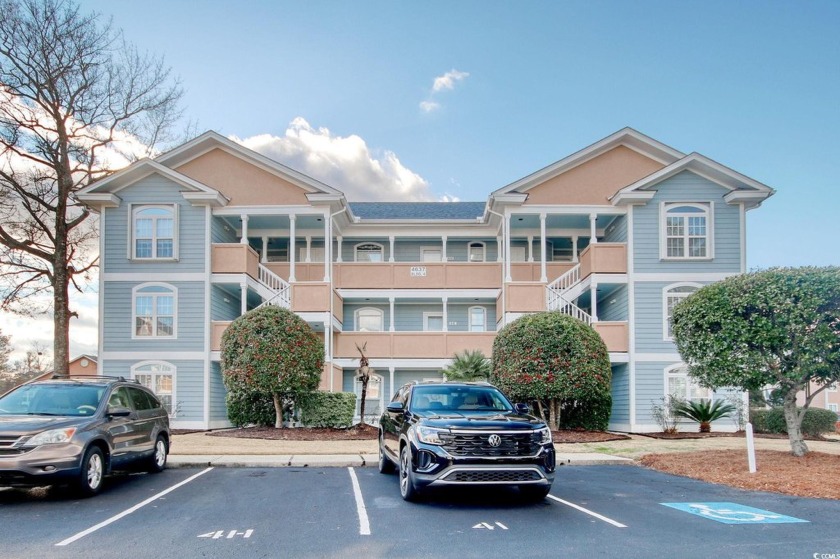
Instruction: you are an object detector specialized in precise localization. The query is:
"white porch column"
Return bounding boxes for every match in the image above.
[240,283,248,316]
[441,235,448,262]
[389,297,395,332]
[324,212,331,282]
[305,236,312,263]
[442,297,448,332]
[539,212,547,282]
[389,235,395,262]
[289,215,296,282]
[389,366,395,401]
[496,236,503,262]
[590,284,598,322]
[572,235,579,263]
[527,235,534,262]
[261,236,268,262]
[240,215,249,244]
[336,236,343,263]
[589,213,598,244]
[504,214,512,282]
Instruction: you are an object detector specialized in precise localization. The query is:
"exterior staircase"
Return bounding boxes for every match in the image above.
[546,264,592,324]
[255,263,291,308]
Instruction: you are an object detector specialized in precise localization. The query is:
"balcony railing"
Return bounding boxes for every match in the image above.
[334,331,495,359]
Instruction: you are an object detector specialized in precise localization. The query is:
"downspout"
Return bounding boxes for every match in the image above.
[485,205,506,329]
[328,206,347,392]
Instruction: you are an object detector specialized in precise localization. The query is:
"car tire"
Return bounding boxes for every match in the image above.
[519,484,551,502]
[76,446,105,497]
[378,431,394,474]
[147,435,168,473]
[399,445,419,501]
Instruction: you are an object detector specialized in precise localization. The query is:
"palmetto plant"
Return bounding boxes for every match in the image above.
[442,350,491,382]
[673,398,736,433]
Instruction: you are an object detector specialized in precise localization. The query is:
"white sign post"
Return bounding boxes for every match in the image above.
[745,422,757,473]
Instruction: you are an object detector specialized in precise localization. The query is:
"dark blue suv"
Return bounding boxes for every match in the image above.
[378,381,556,501]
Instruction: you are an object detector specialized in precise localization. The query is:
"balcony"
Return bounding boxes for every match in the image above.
[334,262,502,290]
[579,243,627,279]
[334,331,495,359]
[212,243,259,279]
[593,321,629,353]
[510,262,575,282]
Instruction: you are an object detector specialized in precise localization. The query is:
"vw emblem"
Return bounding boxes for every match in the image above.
[488,434,502,447]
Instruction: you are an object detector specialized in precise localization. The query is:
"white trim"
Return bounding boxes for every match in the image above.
[355,307,385,332]
[659,202,713,261]
[662,282,703,341]
[332,358,452,369]
[634,273,736,282]
[627,204,636,426]
[467,241,486,263]
[131,283,178,340]
[420,245,443,262]
[130,360,176,417]
[98,211,106,375]
[203,205,212,428]
[608,353,629,364]
[635,353,683,362]
[739,203,746,273]
[467,306,487,332]
[131,204,180,261]
[337,288,500,300]
[423,311,444,332]
[101,351,206,360]
[664,362,711,402]
[105,273,206,282]
[353,242,385,262]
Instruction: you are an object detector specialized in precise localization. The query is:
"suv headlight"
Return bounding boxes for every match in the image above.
[24,427,77,447]
[536,426,552,444]
[416,426,446,445]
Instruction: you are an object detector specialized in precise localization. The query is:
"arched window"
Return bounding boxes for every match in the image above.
[355,307,384,332]
[665,363,711,403]
[132,205,177,259]
[354,243,384,262]
[468,241,486,262]
[660,203,712,260]
[133,283,177,338]
[131,361,176,416]
[355,373,383,423]
[663,283,701,340]
[468,306,486,332]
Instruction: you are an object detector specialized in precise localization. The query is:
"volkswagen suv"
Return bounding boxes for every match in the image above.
[378,381,555,501]
[0,376,170,496]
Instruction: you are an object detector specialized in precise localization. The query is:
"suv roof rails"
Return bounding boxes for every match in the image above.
[48,375,139,384]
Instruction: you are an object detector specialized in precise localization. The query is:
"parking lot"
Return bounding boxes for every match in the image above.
[1,464,838,558]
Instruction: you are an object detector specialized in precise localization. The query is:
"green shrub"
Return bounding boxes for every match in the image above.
[299,392,357,428]
[750,407,838,436]
[226,388,275,427]
[558,395,612,431]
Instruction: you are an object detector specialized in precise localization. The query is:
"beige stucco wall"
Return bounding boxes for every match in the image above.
[593,321,629,353]
[291,283,330,312]
[334,332,495,359]
[334,262,502,289]
[212,243,259,279]
[524,146,664,205]
[175,148,310,206]
[505,283,547,313]
[579,243,627,278]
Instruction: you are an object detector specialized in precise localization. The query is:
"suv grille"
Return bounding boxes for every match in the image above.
[444,470,543,483]
[439,431,541,457]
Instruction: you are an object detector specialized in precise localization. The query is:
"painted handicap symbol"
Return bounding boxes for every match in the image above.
[662,502,808,524]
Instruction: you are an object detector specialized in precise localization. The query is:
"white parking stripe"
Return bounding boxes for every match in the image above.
[547,494,627,528]
[347,467,371,536]
[55,467,214,546]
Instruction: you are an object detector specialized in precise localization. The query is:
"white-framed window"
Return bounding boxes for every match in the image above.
[468,306,486,332]
[660,203,712,260]
[133,283,177,338]
[510,246,527,262]
[131,205,178,260]
[355,243,384,262]
[355,307,384,332]
[421,247,442,262]
[828,403,838,413]
[131,361,175,416]
[665,364,711,403]
[663,283,701,340]
[468,241,486,262]
[423,312,444,332]
[298,246,325,263]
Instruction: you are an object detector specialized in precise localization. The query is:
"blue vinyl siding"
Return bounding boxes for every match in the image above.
[102,281,205,352]
[604,215,627,243]
[211,217,237,243]
[342,303,495,331]
[633,361,672,424]
[633,281,712,353]
[340,238,498,262]
[598,286,628,322]
[633,171,742,274]
[102,175,206,273]
[101,359,205,422]
[211,285,241,321]
[609,364,630,425]
[209,361,228,422]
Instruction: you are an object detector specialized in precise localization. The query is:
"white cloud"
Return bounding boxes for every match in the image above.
[419,100,440,113]
[233,118,434,202]
[433,69,470,92]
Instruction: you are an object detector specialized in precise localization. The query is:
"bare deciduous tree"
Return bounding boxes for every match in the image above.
[0,0,183,376]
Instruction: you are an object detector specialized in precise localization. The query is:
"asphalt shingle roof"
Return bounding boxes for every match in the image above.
[348,202,486,220]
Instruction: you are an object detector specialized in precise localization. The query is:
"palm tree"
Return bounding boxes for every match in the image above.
[442,350,491,382]
[672,398,736,433]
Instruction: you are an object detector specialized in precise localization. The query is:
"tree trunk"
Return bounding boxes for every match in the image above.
[699,422,711,433]
[782,389,808,456]
[548,398,559,430]
[273,393,284,429]
[359,378,368,426]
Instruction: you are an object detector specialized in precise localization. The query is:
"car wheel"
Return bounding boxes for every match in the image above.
[378,431,394,474]
[77,446,105,497]
[399,445,419,501]
[147,435,168,473]
[519,484,551,502]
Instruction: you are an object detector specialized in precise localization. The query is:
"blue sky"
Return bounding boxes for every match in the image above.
[3,1,839,361]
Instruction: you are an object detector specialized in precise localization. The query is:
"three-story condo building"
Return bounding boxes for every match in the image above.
[77,128,774,430]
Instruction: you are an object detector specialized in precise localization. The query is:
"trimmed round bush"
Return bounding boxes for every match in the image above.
[750,407,838,436]
[226,387,275,427]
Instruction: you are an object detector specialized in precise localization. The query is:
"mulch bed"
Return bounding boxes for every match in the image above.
[637,431,836,441]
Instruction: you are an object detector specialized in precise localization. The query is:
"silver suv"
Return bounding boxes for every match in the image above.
[0,376,170,496]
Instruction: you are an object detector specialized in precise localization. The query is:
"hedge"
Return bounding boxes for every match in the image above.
[750,407,838,436]
[226,388,275,427]
[299,392,357,428]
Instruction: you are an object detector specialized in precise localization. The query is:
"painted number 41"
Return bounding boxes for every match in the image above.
[473,522,508,530]
[198,529,254,539]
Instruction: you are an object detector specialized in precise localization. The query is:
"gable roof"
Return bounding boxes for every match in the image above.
[155,130,344,198]
[349,202,486,221]
[610,152,775,208]
[492,127,684,198]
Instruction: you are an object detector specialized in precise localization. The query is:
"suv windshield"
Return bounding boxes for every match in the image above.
[410,385,513,413]
[0,383,106,417]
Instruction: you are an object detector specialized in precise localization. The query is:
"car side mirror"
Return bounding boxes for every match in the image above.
[107,405,132,417]
[514,403,530,414]
[386,402,405,413]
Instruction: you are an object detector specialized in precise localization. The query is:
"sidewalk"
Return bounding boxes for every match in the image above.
[167,430,839,469]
